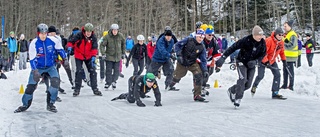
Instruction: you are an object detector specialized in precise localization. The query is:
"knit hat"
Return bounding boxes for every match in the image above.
[195,29,205,37]
[306,33,311,37]
[205,25,214,34]
[285,20,294,28]
[252,25,264,36]
[48,26,57,33]
[164,30,173,36]
[9,31,14,35]
[274,27,284,36]
[145,73,156,82]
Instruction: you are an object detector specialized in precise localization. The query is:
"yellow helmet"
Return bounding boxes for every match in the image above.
[103,31,108,37]
[200,24,208,31]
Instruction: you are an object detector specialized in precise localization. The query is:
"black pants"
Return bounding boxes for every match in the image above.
[75,58,98,91]
[99,56,105,79]
[57,62,73,85]
[229,61,256,99]
[147,60,174,87]
[202,66,214,87]
[296,55,301,68]
[306,53,314,67]
[253,62,281,91]
[9,52,15,69]
[145,57,152,70]
[105,61,120,85]
[282,62,294,89]
[132,58,144,75]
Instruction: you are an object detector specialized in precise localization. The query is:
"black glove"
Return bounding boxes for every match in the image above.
[121,54,126,59]
[284,39,289,43]
[262,61,270,68]
[63,58,70,69]
[215,56,226,67]
[247,60,257,68]
[125,60,129,68]
[154,101,162,107]
[32,69,41,82]
[136,100,146,107]
[170,54,177,61]
[203,71,209,79]
[282,60,287,67]
[215,67,221,73]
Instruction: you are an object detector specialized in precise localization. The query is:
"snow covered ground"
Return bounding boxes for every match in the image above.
[1,54,320,137]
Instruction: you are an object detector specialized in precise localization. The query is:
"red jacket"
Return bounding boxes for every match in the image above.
[146,41,156,59]
[262,32,286,65]
[67,27,98,60]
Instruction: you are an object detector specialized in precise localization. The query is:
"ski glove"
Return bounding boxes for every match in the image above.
[154,101,162,107]
[284,39,289,43]
[215,67,221,73]
[63,58,70,70]
[91,57,96,68]
[215,56,226,67]
[247,60,257,68]
[136,100,146,107]
[282,60,287,67]
[32,69,41,82]
[203,71,209,79]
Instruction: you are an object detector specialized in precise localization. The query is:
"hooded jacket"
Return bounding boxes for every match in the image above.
[100,30,126,62]
[262,32,286,65]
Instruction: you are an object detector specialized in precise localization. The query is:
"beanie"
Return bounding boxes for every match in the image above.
[274,27,284,36]
[164,30,173,36]
[48,26,57,33]
[306,33,311,37]
[252,25,264,36]
[286,20,294,28]
[9,31,14,35]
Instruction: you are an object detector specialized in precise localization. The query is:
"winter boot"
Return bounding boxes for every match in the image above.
[272,91,286,99]
[59,87,66,94]
[194,95,206,102]
[228,87,236,103]
[73,90,80,97]
[14,106,28,113]
[47,103,57,113]
[234,99,241,107]
[112,82,116,89]
[93,89,103,96]
[251,86,257,95]
[56,96,62,102]
[104,83,110,89]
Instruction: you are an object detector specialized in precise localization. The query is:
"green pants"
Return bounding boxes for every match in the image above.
[172,62,203,96]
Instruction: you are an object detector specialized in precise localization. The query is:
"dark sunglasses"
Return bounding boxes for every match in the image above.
[278,34,284,36]
[207,34,214,36]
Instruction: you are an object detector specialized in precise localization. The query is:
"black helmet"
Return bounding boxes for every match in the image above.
[37,23,48,33]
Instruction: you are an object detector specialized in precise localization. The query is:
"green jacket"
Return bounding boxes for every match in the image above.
[1,44,10,59]
[100,31,126,62]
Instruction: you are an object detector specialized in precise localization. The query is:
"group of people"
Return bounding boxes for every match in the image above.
[11,19,317,112]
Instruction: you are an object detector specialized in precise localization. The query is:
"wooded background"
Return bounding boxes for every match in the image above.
[0,0,319,41]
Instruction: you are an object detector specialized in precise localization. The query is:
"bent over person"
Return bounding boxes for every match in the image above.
[14,23,68,113]
[111,73,162,107]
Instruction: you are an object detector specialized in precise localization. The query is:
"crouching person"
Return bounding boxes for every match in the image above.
[111,73,162,107]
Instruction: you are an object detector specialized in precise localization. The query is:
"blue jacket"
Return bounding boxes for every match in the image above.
[29,36,66,70]
[6,37,17,52]
[152,35,174,63]
[222,38,228,50]
[126,38,134,50]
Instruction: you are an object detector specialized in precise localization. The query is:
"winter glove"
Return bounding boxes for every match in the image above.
[91,57,96,68]
[247,60,257,68]
[282,60,287,67]
[262,61,270,68]
[215,67,221,73]
[284,39,289,43]
[215,56,226,67]
[63,58,70,69]
[121,54,126,59]
[32,69,41,82]
[136,100,146,107]
[154,101,162,107]
[125,60,129,68]
[203,71,209,79]
[67,47,74,55]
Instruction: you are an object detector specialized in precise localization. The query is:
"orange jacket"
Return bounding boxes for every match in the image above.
[262,32,286,65]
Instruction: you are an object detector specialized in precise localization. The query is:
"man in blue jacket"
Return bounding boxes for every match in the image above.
[14,23,69,113]
[6,31,17,71]
[147,28,176,89]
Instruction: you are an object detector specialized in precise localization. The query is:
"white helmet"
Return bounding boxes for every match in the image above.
[137,35,145,41]
[110,24,119,30]
[230,36,235,39]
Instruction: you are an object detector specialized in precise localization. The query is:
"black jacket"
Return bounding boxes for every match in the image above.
[223,34,266,67]
[19,39,29,52]
[130,75,161,102]
[128,43,147,60]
